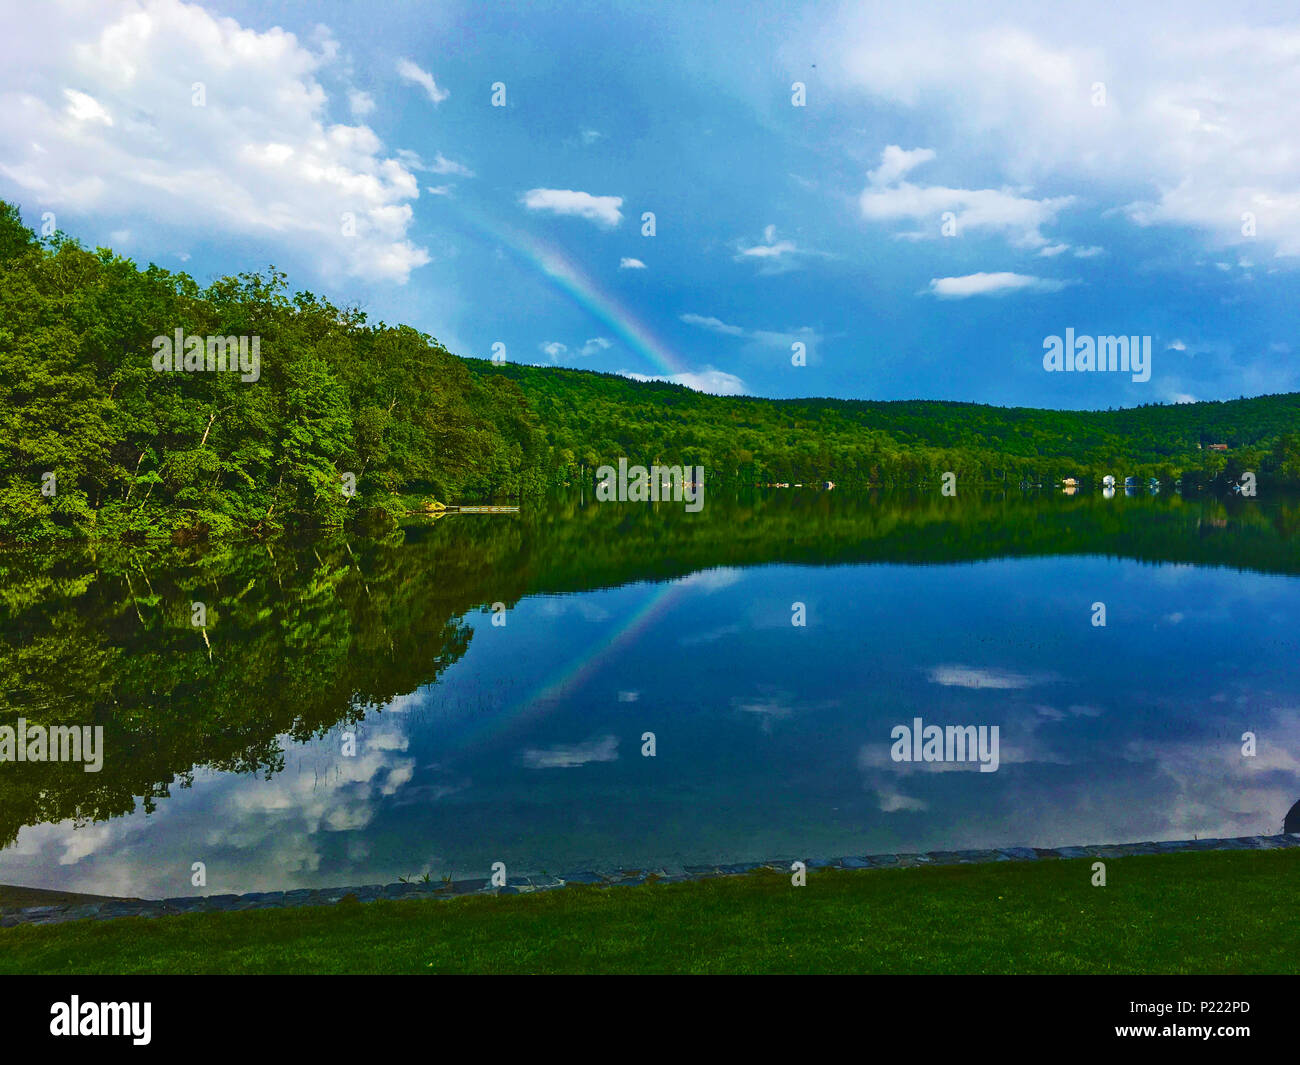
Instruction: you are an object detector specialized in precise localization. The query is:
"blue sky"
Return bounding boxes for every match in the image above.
[1,0,1297,407]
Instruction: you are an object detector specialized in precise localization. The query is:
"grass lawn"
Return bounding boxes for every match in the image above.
[3,849,1296,974]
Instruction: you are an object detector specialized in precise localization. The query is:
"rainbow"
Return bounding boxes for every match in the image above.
[437,200,692,379]
[431,579,691,752]
[512,581,687,714]
[403,199,709,746]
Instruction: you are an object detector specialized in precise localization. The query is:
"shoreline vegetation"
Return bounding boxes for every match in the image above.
[3,199,1299,545]
[3,847,1298,974]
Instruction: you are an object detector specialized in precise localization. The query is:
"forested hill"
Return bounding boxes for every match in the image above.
[469,359,1300,490]
[2,195,1297,544]
[0,202,546,543]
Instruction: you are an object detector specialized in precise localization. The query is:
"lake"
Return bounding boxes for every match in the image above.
[2,489,1298,898]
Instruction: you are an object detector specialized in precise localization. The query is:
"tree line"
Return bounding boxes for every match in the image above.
[2,199,1297,543]
[0,202,546,543]
[474,361,1300,493]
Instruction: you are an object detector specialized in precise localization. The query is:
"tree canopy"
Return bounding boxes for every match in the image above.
[0,201,545,543]
[473,359,1300,493]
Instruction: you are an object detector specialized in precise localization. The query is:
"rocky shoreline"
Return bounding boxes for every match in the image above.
[5,832,1299,929]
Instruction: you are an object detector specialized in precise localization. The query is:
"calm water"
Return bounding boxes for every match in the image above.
[2,490,1299,897]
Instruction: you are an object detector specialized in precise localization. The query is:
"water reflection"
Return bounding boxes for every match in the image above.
[1,491,1298,896]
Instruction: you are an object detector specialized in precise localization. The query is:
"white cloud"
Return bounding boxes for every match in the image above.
[739,239,798,259]
[63,88,112,125]
[733,224,825,269]
[619,256,646,269]
[675,567,744,591]
[520,187,623,227]
[348,89,374,117]
[875,784,928,813]
[867,144,934,186]
[825,17,1300,258]
[425,184,452,196]
[733,698,792,720]
[540,336,611,358]
[395,57,449,105]
[680,312,745,337]
[927,664,1038,689]
[925,272,1072,298]
[622,368,748,396]
[521,735,619,769]
[748,325,821,348]
[0,0,430,284]
[397,149,474,178]
[680,312,823,360]
[429,152,473,177]
[860,147,1075,248]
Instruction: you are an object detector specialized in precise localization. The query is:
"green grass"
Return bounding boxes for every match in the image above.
[3,849,1297,974]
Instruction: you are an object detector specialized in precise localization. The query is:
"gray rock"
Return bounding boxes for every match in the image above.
[18,905,67,918]
[924,851,963,865]
[238,891,284,906]
[559,871,605,885]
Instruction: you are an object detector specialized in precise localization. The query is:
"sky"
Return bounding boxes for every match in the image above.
[0,0,1297,408]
